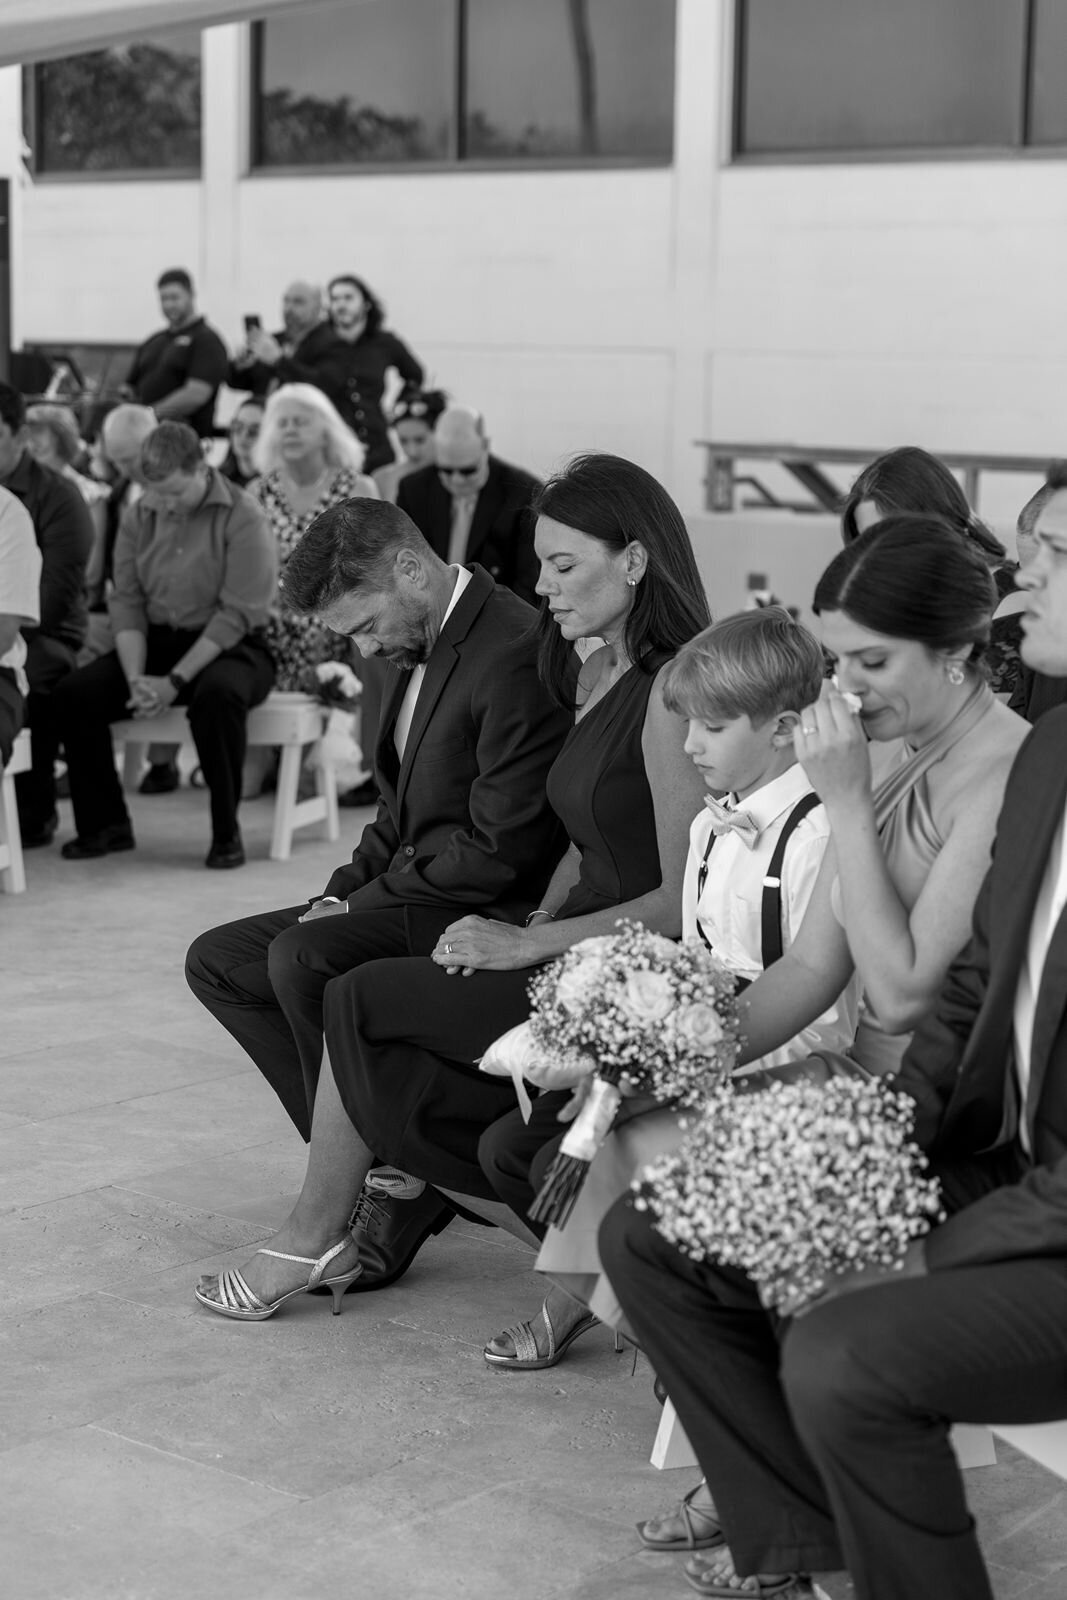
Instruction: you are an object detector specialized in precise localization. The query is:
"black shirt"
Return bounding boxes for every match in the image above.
[127,316,229,438]
[1,451,93,650]
[277,328,423,474]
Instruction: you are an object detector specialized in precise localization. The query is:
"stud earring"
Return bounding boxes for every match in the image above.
[946,661,965,686]
[626,575,638,588]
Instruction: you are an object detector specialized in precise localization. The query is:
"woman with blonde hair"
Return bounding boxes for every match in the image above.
[252,383,379,689]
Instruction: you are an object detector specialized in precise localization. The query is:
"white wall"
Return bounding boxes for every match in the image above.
[3,0,1065,524]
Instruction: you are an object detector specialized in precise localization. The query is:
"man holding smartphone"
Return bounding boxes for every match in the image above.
[126,269,229,440]
[228,281,332,398]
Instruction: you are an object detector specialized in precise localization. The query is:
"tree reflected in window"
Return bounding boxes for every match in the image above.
[28,32,201,174]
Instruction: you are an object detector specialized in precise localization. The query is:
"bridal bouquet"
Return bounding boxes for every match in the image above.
[634,1076,944,1316]
[304,662,367,788]
[523,922,741,1228]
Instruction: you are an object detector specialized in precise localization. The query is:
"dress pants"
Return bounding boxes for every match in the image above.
[599,1150,1067,1600]
[54,626,274,844]
[0,666,25,769]
[186,903,416,1140]
[477,1096,572,1240]
[15,633,77,832]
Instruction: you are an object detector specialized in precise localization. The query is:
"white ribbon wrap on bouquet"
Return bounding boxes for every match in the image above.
[556,1076,622,1162]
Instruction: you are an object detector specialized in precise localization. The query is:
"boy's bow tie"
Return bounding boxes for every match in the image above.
[704,794,759,849]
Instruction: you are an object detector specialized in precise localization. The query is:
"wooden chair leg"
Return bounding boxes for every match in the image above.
[270,742,303,861]
[316,753,341,843]
[0,771,26,894]
[122,740,145,790]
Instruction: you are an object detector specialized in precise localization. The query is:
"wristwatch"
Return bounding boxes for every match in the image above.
[168,670,188,694]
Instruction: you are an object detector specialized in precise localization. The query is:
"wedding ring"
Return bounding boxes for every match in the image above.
[445,942,454,955]
[802,723,815,735]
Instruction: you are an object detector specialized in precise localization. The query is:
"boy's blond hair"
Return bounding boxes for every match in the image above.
[662,607,825,725]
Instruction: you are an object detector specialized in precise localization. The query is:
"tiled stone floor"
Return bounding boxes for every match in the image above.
[2,775,1066,1599]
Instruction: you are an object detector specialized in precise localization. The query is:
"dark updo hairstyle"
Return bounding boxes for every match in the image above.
[533,452,710,706]
[841,446,1005,564]
[391,386,448,428]
[814,514,997,668]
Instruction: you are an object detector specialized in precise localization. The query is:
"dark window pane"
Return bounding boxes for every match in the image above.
[739,0,1026,155]
[255,0,455,167]
[465,0,675,162]
[32,30,201,173]
[1029,0,1067,145]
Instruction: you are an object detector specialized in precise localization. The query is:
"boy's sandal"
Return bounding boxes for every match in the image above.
[483,1298,598,1370]
[636,1481,725,1551]
[684,1551,812,1597]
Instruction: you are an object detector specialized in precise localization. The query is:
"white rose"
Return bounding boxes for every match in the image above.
[622,969,674,1024]
[555,956,605,1014]
[673,1002,725,1054]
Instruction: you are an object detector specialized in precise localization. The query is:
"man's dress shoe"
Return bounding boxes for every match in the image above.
[61,825,136,859]
[138,761,180,794]
[205,836,245,869]
[344,1172,455,1292]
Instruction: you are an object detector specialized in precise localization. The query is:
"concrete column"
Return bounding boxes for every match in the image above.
[0,66,26,350]
[668,0,727,514]
[199,22,245,346]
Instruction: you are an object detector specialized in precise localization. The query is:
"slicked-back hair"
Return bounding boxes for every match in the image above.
[282,498,435,616]
[663,608,825,726]
[814,514,996,663]
[1017,459,1067,540]
[532,453,710,706]
[140,421,203,481]
[841,445,1005,563]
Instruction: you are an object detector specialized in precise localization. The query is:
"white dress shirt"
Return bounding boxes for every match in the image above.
[394,565,472,761]
[1012,799,1067,1154]
[0,487,41,694]
[682,763,859,1072]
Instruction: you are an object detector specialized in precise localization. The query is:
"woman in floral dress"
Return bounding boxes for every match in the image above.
[252,383,379,691]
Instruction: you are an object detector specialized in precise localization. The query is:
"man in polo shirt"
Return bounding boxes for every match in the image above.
[0,381,93,846]
[53,422,276,869]
[0,485,41,769]
[126,269,229,440]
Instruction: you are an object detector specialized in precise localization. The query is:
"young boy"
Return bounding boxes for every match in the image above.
[662,607,858,1071]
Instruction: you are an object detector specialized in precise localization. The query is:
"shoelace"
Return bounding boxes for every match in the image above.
[348,1187,389,1236]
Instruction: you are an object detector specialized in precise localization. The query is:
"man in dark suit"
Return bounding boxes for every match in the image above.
[599,497,1067,1600]
[397,405,541,606]
[187,497,569,1278]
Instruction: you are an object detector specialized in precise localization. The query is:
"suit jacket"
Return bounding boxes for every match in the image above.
[894,706,1067,1270]
[397,456,541,607]
[322,565,569,943]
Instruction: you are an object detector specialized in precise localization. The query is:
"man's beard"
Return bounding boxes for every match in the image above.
[384,610,435,670]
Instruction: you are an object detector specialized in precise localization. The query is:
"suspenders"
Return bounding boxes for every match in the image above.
[695,791,821,983]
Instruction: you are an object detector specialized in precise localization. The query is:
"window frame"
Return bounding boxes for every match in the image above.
[248,0,677,177]
[22,39,203,183]
[730,0,1067,165]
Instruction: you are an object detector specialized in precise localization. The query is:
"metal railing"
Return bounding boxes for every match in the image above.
[695,441,1054,516]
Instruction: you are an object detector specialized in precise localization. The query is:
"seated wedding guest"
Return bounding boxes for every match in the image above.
[599,500,1067,1600]
[189,454,709,1321]
[0,485,41,767]
[53,421,276,868]
[397,406,541,605]
[186,495,570,1144]
[218,397,265,492]
[252,383,378,691]
[373,386,449,502]
[25,404,110,526]
[479,608,861,1370]
[840,444,1023,702]
[993,464,1067,724]
[93,404,182,791]
[228,281,329,398]
[0,382,93,848]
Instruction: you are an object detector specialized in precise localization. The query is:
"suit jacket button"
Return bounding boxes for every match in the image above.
[404,845,415,856]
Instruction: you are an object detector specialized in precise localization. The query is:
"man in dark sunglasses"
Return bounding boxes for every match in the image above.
[397,405,540,606]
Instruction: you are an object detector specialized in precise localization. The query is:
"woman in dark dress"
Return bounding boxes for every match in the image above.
[194,453,709,1322]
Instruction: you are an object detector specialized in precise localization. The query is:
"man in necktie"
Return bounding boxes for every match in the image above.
[599,478,1067,1600]
[397,405,541,604]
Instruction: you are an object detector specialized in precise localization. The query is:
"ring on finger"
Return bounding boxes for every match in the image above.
[801,723,816,735]
[445,942,454,955]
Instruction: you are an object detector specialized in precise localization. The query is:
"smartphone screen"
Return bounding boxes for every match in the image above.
[243,314,262,335]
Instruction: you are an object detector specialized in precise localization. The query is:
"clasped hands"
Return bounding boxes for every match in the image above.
[126,674,178,719]
[793,680,871,807]
[431,915,534,977]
